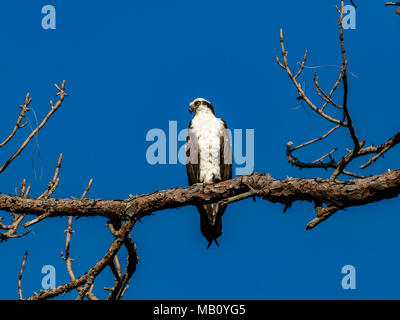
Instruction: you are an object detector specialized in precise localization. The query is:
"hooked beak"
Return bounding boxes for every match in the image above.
[189,103,196,113]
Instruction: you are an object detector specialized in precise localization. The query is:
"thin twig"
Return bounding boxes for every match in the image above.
[61,178,97,300]
[291,125,341,152]
[312,148,337,164]
[0,94,31,148]
[0,81,67,174]
[18,251,28,300]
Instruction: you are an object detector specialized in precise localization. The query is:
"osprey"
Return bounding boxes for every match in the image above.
[186,98,232,248]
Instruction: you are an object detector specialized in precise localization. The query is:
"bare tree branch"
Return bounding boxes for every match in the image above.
[279,1,399,180]
[27,218,135,300]
[60,178,98,300]
[1,170,399,227]
[0,1,399,300]
[0,81,67,174]
[18,251,28,300]
[0,94,31,148]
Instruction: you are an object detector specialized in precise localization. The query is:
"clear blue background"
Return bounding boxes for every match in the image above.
[0,0,399,299]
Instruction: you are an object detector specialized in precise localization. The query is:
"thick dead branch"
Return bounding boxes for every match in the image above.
[5,169,399,299]
[1,170,399,228]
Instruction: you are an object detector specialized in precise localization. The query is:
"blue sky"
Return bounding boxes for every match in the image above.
[0,0,399,299]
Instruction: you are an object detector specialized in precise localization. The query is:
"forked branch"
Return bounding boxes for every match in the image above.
[1,1,399,301]
[279,0,399,180]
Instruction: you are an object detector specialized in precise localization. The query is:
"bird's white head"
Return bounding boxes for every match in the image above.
[189,98,215,115]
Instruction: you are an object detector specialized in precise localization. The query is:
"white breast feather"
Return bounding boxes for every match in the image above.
[190,109,225,185]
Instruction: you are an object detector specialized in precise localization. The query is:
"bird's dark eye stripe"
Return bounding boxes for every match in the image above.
[195,101,201,106]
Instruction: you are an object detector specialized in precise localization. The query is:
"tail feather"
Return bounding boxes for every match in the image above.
[206,239,219,250]
[198,204,225,249]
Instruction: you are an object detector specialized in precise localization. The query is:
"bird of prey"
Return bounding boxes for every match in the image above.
[186,98,232,248]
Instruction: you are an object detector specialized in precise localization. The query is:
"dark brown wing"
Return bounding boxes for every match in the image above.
[213,119,232,219]
[186,120,200,186]
[220,119,232,181]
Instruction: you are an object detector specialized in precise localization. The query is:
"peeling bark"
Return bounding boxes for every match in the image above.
[1,170,399,225]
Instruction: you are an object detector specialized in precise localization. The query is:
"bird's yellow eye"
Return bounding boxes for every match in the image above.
[195,101,201,106]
